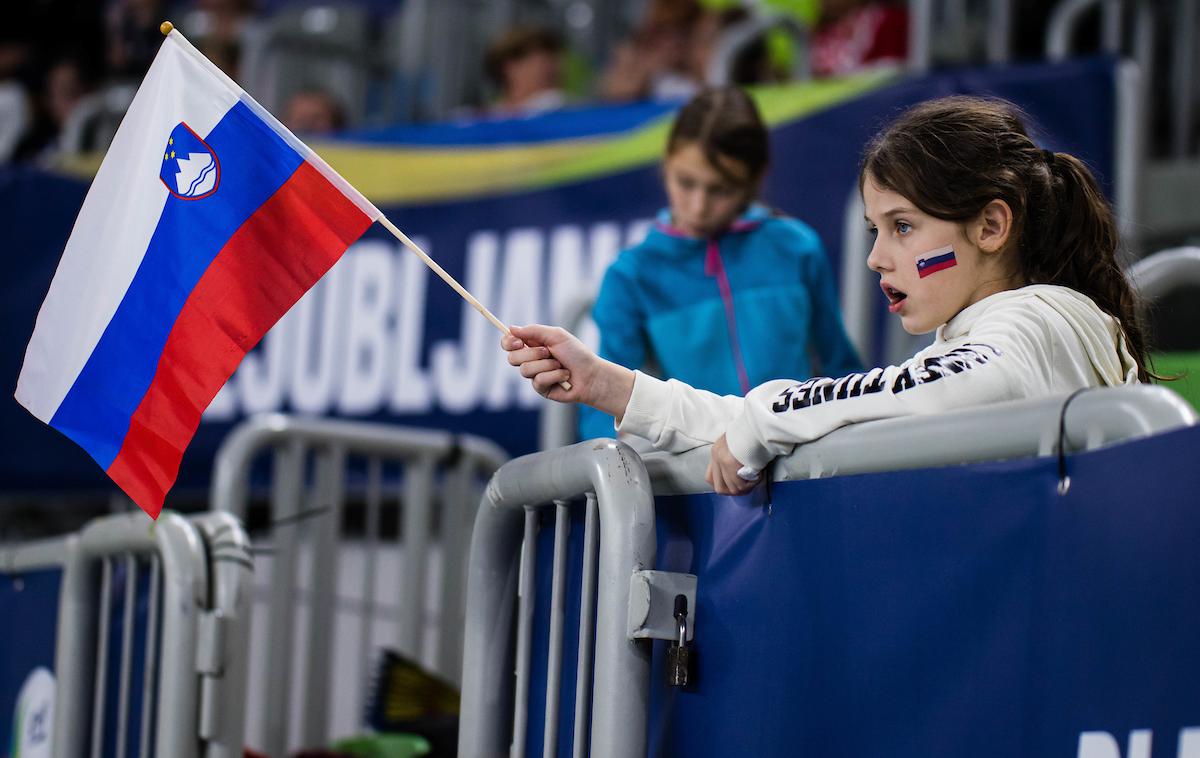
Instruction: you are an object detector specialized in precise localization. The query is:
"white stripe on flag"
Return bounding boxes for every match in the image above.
[15,37,238,423]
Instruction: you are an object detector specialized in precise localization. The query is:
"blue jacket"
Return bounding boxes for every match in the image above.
[579,203,862,440]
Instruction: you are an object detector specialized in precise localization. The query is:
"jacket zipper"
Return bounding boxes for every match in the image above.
[704,238,751,395]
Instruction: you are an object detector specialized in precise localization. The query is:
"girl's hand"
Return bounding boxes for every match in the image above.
[502,324,635,418]
[705,434,759,496]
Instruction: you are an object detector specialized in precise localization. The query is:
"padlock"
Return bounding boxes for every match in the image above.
[667,594,690,687]
[667,642,690,687]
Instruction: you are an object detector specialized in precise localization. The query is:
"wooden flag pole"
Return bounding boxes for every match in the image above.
[380,216,509,333]
[379,217,572,390]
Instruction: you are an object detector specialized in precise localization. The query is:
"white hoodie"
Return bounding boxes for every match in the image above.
[617,284,1141,470]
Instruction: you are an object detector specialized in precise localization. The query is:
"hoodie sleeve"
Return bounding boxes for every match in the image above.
[618,296,1067,465]
[724,302,1057,470]
[618,371,746,453]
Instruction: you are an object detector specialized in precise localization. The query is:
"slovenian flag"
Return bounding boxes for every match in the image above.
[916,246,957,278]
[15,27,381,518]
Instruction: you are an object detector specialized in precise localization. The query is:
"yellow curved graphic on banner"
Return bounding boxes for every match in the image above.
[56,70,896,205]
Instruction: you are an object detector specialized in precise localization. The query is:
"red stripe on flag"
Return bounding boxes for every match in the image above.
[107,161,372,518]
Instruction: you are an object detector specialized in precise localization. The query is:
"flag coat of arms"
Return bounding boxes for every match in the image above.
[15,28,382,518]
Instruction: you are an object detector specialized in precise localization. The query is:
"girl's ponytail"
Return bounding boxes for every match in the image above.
[1029,152,1151,380]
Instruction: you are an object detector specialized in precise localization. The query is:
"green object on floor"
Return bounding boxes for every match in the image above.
[1153,351,1200,413]
[332,733,432,758]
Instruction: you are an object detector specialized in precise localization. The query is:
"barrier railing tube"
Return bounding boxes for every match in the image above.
[53,512,208,758]
[643,385,1197,494]
[459,439,656,758]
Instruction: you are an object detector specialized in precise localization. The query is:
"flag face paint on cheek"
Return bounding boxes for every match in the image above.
[916,245,957,278]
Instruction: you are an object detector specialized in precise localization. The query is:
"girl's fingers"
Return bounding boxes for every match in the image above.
[501,333,524,350]
[711,463,752,496]
[510,324,566,347]
[708,460,725,494]
[519,358,563,379]
[506,345,551,366]
[532,368,572,394]
[718,470,737,495]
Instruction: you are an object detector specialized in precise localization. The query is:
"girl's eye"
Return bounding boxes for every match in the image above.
[867,225,878,237]
[896,221,912,235]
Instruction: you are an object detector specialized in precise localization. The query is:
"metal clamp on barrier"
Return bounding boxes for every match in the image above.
[196,610,231,677]
[628,570,696,643]
[191,512,254,753]
[197,609,233,740]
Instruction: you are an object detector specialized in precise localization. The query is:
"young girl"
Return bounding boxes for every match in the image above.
[579,86,862,439]
[508,96,1146,494]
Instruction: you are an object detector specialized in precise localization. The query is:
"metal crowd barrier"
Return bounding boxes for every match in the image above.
[1128,246,1200,302]
[210,414,508,757]
[458,384,1196,758]
[0,510,253,758]
[460,439,657,758]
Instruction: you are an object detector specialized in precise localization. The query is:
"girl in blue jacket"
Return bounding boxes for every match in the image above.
[580,86,862,439]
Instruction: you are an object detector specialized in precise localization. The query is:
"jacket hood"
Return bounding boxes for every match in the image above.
[940,284,1139,385]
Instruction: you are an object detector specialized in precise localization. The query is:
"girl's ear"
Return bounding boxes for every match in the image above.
[973,198,1013,254]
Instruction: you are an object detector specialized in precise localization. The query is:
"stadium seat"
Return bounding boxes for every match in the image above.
[242,3,372,123]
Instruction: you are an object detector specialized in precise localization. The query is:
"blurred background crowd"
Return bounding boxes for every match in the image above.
[2,0,1170,165]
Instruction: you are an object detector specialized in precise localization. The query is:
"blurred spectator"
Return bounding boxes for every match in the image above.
[0,36,32,163]
[811,0,908,78]
[690,5,794,87]
[1,1,103,163]
[184,0,256,80]
[283,88,346,135]
[190,0,255,46]
[106,0,165,80]
[13,57,99,163]
[0,81,29,163]
[600,0,705,102]
[483,25,567,116]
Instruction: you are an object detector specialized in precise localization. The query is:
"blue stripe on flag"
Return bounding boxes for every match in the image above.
[918,251,955,270]
[50,101,304,469]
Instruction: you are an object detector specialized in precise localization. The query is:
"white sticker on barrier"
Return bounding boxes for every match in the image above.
[13,667,54,758]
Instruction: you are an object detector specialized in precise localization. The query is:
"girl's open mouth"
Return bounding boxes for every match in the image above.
[882,283,907,313]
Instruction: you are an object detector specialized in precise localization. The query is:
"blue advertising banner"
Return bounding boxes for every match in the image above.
[1,59,1117,495]
[524,425,1200,757]
[0,569,59,755]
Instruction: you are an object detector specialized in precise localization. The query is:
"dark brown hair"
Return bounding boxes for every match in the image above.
[860,95,1152,381]
[484,26,564,88]
[667,86,770,188]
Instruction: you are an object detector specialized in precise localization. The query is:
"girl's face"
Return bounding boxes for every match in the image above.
[663,142,754,238]
[863,176,1017,334]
